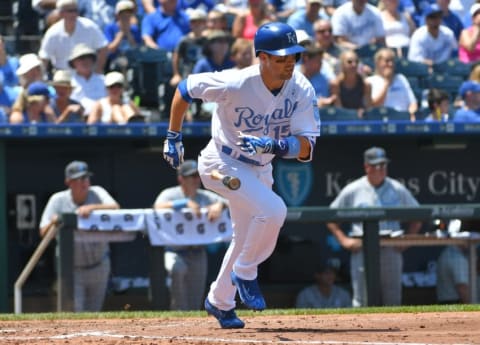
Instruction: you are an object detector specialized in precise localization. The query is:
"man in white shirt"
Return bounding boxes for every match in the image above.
[408,4,458,65]
[38,0,108,74]
[331,0,385,49]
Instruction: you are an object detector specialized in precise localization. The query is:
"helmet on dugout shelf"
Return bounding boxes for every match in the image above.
[254,22,305,59]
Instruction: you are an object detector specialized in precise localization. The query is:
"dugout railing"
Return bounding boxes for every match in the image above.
[16,204,478,313]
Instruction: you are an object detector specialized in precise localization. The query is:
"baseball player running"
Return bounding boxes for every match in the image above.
[163,22,321,328]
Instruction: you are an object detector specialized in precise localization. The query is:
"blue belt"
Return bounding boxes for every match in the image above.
[221,145,266,166]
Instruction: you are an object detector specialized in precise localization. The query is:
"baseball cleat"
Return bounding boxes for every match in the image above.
[204,298,245,329]
[230,271,266,311]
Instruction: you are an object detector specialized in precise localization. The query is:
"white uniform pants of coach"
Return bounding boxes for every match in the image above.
[351,247,402,307]
[198,140,287,311]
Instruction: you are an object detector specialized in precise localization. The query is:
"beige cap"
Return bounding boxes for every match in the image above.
[115,0,135,14]
[187,8,207,21]
[16,53,42,76]
[105,71,125,87]
[68,43,96,67]
[307,0,323,4]
[52,69,72,87]
[56,0,78,9]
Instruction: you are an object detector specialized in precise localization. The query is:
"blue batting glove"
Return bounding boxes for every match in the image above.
[236,131,275,156]
[163,130,184,169]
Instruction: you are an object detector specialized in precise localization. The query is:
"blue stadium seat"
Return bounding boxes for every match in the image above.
[432,59,471,79]
[125,47,173,114]
[395,58,430,87]
[319,106,360,121]
[425,74,464,101]
[363,106,411,121]
[355,43,385,59]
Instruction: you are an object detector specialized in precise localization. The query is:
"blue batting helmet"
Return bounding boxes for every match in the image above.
[254,22,305,57]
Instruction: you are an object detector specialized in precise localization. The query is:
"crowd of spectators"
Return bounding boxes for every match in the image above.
[1,0,480,124]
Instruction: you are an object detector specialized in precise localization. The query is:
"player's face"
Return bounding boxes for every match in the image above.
[265,54,297,80]
[365,162,387,186]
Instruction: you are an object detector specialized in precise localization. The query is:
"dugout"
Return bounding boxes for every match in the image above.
[2,122,480,312]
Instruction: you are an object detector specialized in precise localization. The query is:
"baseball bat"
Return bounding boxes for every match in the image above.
[211,169,241,190]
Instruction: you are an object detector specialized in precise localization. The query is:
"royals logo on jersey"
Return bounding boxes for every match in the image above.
[274,160,313,206]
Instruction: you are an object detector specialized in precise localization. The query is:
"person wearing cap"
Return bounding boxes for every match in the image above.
[327,147,421,307]
[15,53,44,88]
[408,4,457,65]
[141,0,191,52]
[39,160,120,312]
[232,0,276,40]
[163,22,319,328]
[192,30,235,74]
[459,3,480,63]
[9,81,57,124]
[38,0,108,74]
[104,0,142,69]
[190,30,235,120]
[50,69,85,123]
[331,0,386,50]
[170,8,208,88]
[453,80,480,121]
[153,159,228,310]
[87,71,140,124]
[69,43,107,115]
[295,257,352,308]
[287,0,328,38]
[418,0,463,40]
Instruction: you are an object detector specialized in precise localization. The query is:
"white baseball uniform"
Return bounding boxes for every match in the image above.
[185,64,320,311]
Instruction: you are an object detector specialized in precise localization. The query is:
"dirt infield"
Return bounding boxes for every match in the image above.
[1,311,479,344]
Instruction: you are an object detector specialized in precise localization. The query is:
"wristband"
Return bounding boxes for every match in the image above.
[274,136,301,158]
[172,198,188,210]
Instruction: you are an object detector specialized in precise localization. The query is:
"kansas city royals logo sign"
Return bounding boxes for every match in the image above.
[274,160,313,206]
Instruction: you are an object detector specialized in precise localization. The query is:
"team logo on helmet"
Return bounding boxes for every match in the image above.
[274,160,313,206]
[286,32,297,44]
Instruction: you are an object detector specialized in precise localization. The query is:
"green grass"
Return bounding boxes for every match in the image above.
[1,304,479,321]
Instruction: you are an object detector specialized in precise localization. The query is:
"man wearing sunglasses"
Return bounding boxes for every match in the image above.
[39,161,120,312]
[327,147,422,307]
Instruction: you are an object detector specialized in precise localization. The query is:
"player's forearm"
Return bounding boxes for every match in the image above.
[168,88,190,132]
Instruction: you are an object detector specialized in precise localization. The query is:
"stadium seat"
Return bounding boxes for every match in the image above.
[425,74,464,101]
[125,47,174,117]
[355,43,385,59]
[319,106,360,121]
[363,106,411,121]
[395,59,430,87]
[432,59,471,79]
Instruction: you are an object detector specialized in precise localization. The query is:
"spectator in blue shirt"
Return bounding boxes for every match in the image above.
[141,0,191,52]
[287,0,327,38]
[453,80,480,121]
[104,0,143,70]
[0,36,19,88]
[298,45,335,107]
[192,30,235,73]
[0,74,20,122]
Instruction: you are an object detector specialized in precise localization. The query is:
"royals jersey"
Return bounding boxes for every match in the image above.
[186,65,321,165]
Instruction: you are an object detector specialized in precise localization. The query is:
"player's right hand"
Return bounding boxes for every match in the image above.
[236,131,275,156]
[163,130,184,169]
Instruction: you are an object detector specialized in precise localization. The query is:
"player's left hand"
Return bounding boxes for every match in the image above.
[163,130,184,169]
[236,131,275,156]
